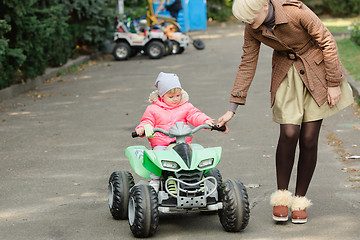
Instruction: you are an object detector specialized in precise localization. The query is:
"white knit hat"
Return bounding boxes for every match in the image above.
[155,72,182,97]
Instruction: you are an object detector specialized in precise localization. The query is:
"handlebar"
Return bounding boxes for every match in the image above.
[131,124,226,138]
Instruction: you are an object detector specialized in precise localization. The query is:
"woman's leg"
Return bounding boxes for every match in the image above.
[276,124,301,190]
[295,119,323,196]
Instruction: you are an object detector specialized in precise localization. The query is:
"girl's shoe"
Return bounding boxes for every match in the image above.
[291,196,312,224]
[270,190,293,222]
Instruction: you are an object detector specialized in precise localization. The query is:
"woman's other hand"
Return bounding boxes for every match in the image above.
[327,86,342,108]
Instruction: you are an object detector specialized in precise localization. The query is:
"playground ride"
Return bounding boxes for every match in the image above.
[112,16,172,60]
[146,0,205,52]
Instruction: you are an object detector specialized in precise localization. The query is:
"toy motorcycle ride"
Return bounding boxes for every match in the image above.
[108,122,250,238]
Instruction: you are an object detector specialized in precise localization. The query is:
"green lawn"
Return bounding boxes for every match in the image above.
[321,17,360,82]
[336,38,360,82]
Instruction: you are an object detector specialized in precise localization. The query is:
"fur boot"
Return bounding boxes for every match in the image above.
[270,190,293,221]
[291,196,312,211]
[291,196,312,223]
[270,189,293,207]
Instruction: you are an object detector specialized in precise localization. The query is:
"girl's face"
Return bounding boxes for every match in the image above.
[247,2,269,29]
[162,89,182,107]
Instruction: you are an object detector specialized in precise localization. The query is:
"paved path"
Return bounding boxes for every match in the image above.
[0,23,359,240]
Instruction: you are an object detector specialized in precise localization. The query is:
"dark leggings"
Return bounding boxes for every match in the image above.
[275,119,323,197]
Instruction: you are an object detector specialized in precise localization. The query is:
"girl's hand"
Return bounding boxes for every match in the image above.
[135,127,145,136]
[205,119,215,126]
[216,111,235,133]
[327,86,342,108]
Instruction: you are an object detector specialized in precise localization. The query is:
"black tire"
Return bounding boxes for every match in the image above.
[200,168,223,215]
[170,40,185,55]
[129,48,138,58]
[193,39,205,50]
[171,41,180,54]
[113,42,131,60]
[108,171,135,220]
[164,40,173,56]
[218,179,250,232]
[128,185,159,238]
[204,168,223,186]
[145,41,165,59]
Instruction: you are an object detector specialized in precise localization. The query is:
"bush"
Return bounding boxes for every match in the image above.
[350,20,360,46]
[0,0,116,90]
[0,20,26,89]
[207,0,233,22]
[301,0,325,15]
[323,0,360,17]
[65,0,116,50]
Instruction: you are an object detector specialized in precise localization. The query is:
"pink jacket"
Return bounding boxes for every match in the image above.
[136,90,212,148]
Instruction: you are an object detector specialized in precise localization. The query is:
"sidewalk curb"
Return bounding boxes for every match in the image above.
[0,55,91,103]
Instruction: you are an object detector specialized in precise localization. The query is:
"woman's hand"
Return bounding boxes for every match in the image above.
[327,86,342,108]
[216,111,235,133]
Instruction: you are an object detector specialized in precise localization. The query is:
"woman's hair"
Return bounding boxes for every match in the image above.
[165,88,182,95]
[232,0,269,23]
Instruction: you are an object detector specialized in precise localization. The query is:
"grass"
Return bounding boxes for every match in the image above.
[320,17,360,82]
[336,38,360,82]
[322,17,354,32]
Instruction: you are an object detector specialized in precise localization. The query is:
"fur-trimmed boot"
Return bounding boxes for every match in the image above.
[291,196,312,224]
[270,190,293,222]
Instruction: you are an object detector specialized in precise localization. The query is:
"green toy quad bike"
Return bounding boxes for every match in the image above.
[108,122,250,237]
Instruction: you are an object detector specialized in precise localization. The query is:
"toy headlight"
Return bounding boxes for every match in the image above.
[198,158,214,169]
[161,160,180,170]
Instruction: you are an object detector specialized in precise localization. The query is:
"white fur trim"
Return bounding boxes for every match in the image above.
[148,89,189,104]
[149,90,160,103]
[270,190,293,207]
[291,196,312,211]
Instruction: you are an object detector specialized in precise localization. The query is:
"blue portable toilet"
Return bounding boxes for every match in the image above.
[188,0,207,31]
[152,0,207,32]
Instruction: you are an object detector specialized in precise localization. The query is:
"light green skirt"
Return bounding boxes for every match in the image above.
[273,64,354,125]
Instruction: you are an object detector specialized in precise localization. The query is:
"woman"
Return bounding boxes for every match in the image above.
[217,0,353,224]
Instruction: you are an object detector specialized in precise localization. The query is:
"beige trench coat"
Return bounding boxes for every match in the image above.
[230,0,345,107]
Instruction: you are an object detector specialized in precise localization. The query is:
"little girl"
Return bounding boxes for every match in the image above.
[135,72,214,191]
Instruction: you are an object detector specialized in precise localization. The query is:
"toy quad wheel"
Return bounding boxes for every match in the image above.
[113,42,132,60]
[129,48,138,58]
[193,39,205,50]
[200,168,223,215]
[164,40,173,56]
[146,41,165,59]
[205,168,222,185]
[171,40,184,55]
[128,185,159,238]
[218,179,250,232]
[108,171,135,220]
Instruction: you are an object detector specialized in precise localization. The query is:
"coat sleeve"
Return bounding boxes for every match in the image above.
[230,25,261,104]
[297,5,344,87]
[135,105,156,130]
[185,103,212,126]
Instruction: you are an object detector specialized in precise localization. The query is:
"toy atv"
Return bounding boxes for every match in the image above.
[108,122,250,237]
[113,17,171,61]
[163,24,189,54]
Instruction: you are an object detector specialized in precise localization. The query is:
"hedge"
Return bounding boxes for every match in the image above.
[0,0,116,90]
[1,0,359,90]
